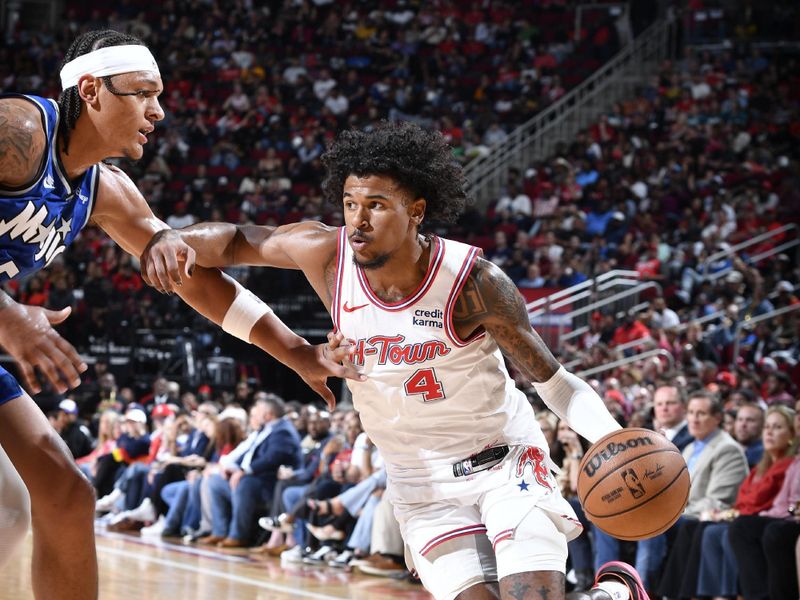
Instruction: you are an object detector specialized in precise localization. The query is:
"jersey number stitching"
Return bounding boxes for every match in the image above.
[403,367,446,402]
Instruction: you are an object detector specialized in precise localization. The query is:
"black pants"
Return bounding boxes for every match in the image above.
[656,518,708,599]
[150,463,189,516]
[729,514,800,600]
[93,454,125,498]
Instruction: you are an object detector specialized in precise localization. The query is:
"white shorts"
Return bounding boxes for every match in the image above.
[392,446,582,600]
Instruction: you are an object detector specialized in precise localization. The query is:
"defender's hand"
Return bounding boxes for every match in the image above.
[140,229,197,293]
[0,303,87,394]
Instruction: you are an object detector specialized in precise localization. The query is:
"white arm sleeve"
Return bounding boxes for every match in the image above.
[532,366,622,444]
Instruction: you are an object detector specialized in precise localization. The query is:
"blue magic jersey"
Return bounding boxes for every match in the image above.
[0,94,99,282]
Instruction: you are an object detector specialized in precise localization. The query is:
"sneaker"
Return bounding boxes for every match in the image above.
[280,545,307,564]
[357,553,406,578]
[140,516,167,537]
[593,561,650,600]
[95,488,123,514]
[302,544,337,565]
[258,514,294,534]
[349,552,380,569]
[125,498,157,523]
[306,522,345,541]
[328,549,355,568]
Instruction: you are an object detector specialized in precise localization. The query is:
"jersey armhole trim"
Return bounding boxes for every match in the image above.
[331,226,346,332]
[445,246,486,348]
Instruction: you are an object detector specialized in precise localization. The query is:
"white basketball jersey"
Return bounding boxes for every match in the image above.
[332,228,548,501]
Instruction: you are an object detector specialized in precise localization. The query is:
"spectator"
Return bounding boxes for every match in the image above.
[49,399,93,460]
[653,384,694,451]
[694,405,796,599]
[201,396,302,548]
[734,403,766,467]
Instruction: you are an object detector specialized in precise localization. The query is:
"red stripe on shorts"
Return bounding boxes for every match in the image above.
[420,524,488,556]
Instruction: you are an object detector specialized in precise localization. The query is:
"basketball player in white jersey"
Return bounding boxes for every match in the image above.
[141,122,649,600]
[0,30,359,599]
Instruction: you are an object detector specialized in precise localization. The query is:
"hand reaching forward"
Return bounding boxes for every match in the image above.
[289,331,364,411]
[0,301,87,394]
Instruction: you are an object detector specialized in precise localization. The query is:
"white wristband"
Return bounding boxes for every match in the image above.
[221,277,273,343]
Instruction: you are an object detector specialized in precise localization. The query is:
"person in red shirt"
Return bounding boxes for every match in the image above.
[611,314,652,353]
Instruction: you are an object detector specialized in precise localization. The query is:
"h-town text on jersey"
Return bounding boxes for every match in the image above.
[350,334,451,367]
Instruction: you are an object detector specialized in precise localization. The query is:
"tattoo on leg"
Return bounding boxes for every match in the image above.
[508,581,531,600]
[538,585,550,600]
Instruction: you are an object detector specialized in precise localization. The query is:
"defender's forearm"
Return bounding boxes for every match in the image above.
[176,222,241,267]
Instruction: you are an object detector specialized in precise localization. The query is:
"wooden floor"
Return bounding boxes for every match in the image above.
[1,532,432,599]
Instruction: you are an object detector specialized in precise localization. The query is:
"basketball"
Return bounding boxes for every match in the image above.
[577,428,689,541]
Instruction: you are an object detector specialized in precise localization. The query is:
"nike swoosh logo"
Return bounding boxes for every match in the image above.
[343,302,369,313]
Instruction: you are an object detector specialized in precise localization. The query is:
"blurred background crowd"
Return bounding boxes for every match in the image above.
[2,0,800,596]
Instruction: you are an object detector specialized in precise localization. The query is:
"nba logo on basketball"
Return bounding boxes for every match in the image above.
[620,468,646,499]
[515,447,553,491]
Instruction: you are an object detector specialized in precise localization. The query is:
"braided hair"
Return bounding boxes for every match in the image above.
[57,30,146,154]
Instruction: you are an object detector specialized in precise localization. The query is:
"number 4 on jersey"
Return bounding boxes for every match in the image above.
[403,367,445,402]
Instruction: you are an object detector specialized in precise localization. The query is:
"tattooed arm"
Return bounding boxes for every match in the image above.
[453,257,560,382]
[455,258,620,442]
[0,98,46,189]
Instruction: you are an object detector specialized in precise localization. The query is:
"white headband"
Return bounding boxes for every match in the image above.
[60,45,160,90]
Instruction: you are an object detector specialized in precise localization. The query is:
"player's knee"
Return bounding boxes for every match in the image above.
[0,472,32,566]
[493,508,567,581]
[31,431,95,518]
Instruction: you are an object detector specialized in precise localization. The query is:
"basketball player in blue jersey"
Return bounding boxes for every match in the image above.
[143,122,652,600]
[0,30,360,599]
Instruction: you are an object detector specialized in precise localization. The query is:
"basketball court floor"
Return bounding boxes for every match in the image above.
[0,532,432,599]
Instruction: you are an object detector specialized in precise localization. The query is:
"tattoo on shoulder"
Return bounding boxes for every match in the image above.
[462,258,559,382]
[0,101,45,187]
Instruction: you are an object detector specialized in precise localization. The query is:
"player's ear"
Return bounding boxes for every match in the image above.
[410,197,426,225]
[77,75,101,106]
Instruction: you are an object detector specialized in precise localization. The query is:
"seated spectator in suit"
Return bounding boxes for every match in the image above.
[201,395,302,548]
[654,384,694,452]
[638,392,749,591]
[662,405,794,598]
[255,410,334,554]
[733,402,765,467]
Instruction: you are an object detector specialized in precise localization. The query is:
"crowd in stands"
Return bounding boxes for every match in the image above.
[2,0,800,596]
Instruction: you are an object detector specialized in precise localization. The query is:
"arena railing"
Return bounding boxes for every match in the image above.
[700,223,798,279]
[464,15,677,208]
[731,303,800,365]
[532,281,662,350]
[576,348,675,379]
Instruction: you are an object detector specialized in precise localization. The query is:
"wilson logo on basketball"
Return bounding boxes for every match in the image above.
[582,436,655,478]
[515,446,553,491]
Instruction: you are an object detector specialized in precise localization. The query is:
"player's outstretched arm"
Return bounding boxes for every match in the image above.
[139,220,334,293]
[459,258,620,443]
[92,165,362,407]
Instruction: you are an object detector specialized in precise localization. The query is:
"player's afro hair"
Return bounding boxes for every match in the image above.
[321,121,468,225]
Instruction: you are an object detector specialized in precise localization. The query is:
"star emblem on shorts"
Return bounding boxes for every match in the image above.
[517,479,529,492]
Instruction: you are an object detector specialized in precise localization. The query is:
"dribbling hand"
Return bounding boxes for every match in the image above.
[0,302,87,394]
[140,229,197,293]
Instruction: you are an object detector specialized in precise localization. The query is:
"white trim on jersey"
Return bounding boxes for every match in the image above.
[444,245,487,348]
[355,234,444,311]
